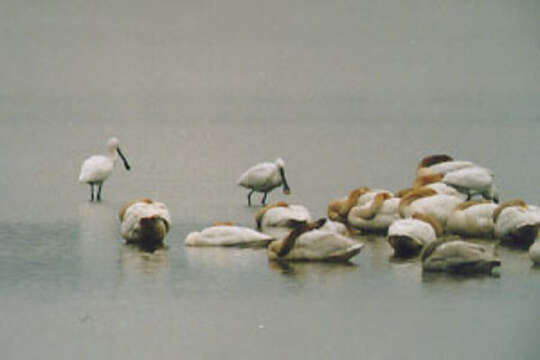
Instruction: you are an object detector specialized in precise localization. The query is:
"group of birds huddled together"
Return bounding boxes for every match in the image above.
[79,138,540,273]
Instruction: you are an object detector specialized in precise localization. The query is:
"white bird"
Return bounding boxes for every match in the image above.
[79,137,131,201]
[529,240,540,265]
[446,200,498,238]
[421,240,501,274]
[441,166,498,202]
[388,212,441,257]
[411,173,468,200]
[119,198,171,251]
[416,154,474,177]
[347,192,400,233]
[356,188,394,206]
[327,187,370,223]
[237,158,290,206]
[267,219,363,262]
[493,200,540,248]
[399,187,464,228]
[185,223,274,247]
[255,202,311,239]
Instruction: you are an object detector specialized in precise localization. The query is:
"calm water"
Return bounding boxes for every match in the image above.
[1,1,540,359]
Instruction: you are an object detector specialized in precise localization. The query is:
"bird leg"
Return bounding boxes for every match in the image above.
[261,192,268,205]
[247,190,255,206]
[97,183,103,202]
[90,184,94,201]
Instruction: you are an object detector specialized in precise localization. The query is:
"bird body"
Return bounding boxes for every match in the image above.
[442,166,498,202]
[422,240,501,274]
[424,182,468,200]
[258,204,311,239]
[237,158,290,206]
[388,213,440,257]
[493,200,540,248]
[185,225,274,247]
[422,160,476,176]
[327,187,370,223]
[446,201,497,238]
[268,227,363,262]
[79,137,131,201]
[348,194,400,233]
[119,199,170,251]
[399,189,464,228]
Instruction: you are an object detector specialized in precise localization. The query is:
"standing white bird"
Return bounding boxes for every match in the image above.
[78,137,131,201]
[119,198,171,252]
[237,158,290,206]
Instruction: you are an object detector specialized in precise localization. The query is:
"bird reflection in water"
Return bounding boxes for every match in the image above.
[118,244,169,275]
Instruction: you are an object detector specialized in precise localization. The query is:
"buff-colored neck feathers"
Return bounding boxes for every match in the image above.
[118,198,154,221]
[492,199,527,223]
[255,201,289,228]
[327,187,370,222]
[398,187,437,217]
[412,212,443,237]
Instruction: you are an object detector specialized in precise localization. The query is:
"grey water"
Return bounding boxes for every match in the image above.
[1,1,540,359]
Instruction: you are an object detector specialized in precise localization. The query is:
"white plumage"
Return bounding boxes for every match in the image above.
[446,202,498,238]
[185,225,274,247]
[400,193,464,228]
[258,204,312,239]
[494,202,540,247]
[348,197,400,233]
[442,166,498,202]
[388,217,438,257]
[237,158,290,206]
[422,240,501,274]
[79,137,131,201]
[268,229,363,262]
[119,199,171,251]
[422,160,476,176]
[424,182,468,200]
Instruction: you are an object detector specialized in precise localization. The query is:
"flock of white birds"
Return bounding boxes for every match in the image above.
[79,138,540,273]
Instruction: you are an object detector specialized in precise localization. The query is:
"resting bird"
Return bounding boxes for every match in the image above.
[327,187,370,223]
[255,202,311,239]
[237,158,290,206]
[398,187,464,228]
[347,192,400,233]
[185,223,274,247]
[421,239,501,274]
[119,198,171,251]
[446,200,498,238]
[79,137,131,201]
[267,219,363,262]
[388,213,442,257]
[493,200,540,248]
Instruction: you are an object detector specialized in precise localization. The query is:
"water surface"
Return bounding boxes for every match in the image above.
[1,1,540,359]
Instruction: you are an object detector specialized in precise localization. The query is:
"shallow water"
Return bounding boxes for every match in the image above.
[2,1,540,359]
